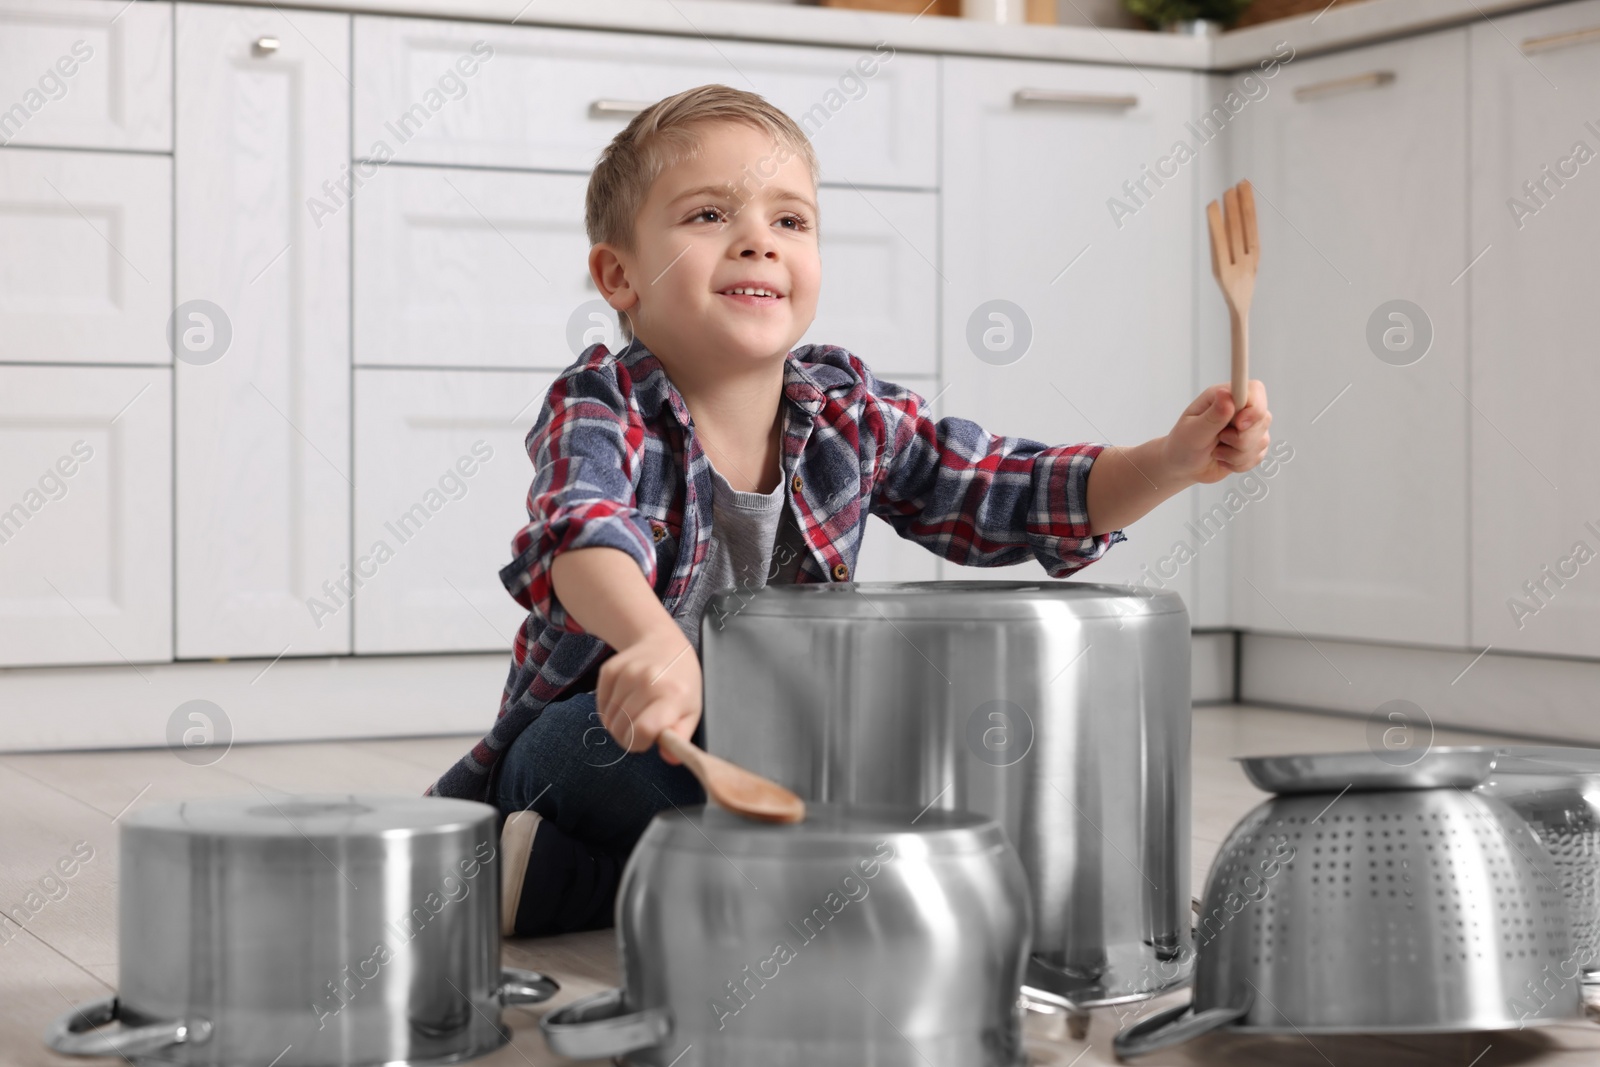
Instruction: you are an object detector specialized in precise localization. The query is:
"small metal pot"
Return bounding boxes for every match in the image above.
[44,794,557,1066]
[540,803,1032,1067]
[1115,754,1582,1058]
[701,581,1194,1009]
[1479,746,1600,983]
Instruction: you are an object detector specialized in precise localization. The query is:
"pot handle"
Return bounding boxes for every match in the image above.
[539,987,672,1060]
[498,967,560,1006]
[1112,996,1251,1060]
[44,996,211,1059]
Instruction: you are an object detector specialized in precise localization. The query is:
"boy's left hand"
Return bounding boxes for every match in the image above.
[1162,380,1272,486]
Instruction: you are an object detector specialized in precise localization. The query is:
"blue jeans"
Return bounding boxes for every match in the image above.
[490,690,705,934]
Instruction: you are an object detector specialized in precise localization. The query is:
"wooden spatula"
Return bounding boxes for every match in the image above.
[658,728,806,824]
[1206,179,1260,410]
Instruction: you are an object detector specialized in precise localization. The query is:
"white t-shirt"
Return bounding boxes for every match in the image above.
[673,463,800,650]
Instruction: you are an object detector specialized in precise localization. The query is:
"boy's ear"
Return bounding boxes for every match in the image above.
[588,244,638,317]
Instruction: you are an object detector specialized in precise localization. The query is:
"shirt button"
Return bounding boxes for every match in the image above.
[832,562,850,581]
[651,523,666,543]
[791,474,804,494]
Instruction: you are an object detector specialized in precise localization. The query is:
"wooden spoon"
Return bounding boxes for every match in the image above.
[1206,178,1260,410]
[658,728,806,824]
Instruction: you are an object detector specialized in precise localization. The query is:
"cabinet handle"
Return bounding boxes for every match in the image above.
[252,36,280,56]
[1521,25,1600,54]
[1293,70,1395,102]
[1012,88,1138,110]
[589,99,653,118]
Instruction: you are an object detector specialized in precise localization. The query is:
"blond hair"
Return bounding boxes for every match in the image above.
[585,84,821,342]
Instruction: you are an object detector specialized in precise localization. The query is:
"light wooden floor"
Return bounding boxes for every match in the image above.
[6,703,1599,1066]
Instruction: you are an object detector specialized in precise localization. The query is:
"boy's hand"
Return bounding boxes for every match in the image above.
[596,621,702,765]
[1162,380,1272,486]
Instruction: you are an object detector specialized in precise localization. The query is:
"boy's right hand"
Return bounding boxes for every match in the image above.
[596,621,702,765]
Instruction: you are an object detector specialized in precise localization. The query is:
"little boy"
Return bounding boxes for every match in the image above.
[423,84,1272,938]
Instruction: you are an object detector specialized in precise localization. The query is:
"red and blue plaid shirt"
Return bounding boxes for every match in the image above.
[425,338,1124,801]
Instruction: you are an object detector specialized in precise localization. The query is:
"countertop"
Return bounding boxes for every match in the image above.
[186,0,1564,69]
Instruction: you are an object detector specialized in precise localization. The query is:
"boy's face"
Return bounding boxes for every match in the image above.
[592,122,820,371]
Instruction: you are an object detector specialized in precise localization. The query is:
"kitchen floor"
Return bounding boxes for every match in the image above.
[7,702,1599,1066]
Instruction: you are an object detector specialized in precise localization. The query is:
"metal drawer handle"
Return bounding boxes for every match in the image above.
[1293,70,1395,101]
[1521,25,1600,54]
[1013,88,1138,110]
[252,36,280,56]
[590,99,653,118]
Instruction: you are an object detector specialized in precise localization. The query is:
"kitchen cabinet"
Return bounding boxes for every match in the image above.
[802,189,939,379]
[0,0,172,152]
[1228,30,1470,649]
[0,148,172,365]
[0,366,171,667]
[1468,0,1600,658]
[173,3,352,658]
[939,57,1199,601]
[352,16,936,189]
[356,166,940,379]
[354,166,597,371]
[352,368,556,654]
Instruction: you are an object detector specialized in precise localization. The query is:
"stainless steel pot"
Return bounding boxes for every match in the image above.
[1115,755,1583,1058]
[1479,745,1600,983]
[44,794,558,1066]
[700,580,1193,1008]
[540,803,1032,1066]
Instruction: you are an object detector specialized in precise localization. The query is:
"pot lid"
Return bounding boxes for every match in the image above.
[1238,748,1499,794]
[716,580,1186,620]
[123,794,494,840]
[647,802,1009,858]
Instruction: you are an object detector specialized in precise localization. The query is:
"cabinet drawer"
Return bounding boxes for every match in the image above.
[0,148,172,364]
[0,365,172,667]
[353,368,556,654]
[803,188,937,378]
[355,166,600,369]
[0,0,172,151]
[353,16,935,189]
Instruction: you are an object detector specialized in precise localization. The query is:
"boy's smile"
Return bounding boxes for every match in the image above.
[590,122,821,374]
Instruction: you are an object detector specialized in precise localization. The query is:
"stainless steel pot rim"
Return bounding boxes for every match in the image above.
[123,793,493,838]
[707,580,1187,619]
[1238,747,1499,794]
[649,803,1010,856]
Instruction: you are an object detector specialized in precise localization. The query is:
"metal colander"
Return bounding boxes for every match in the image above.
[1117,752,1584,1059]
[1479,746,1600,983]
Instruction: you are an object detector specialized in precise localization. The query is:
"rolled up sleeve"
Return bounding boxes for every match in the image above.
[498,363,656,631]
[862,359,1125,576]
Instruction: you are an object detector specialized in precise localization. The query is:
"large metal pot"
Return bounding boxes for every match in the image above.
[540,803,1032,1066]
[44,794,557,1066]
[1116,751,1583,1058]
[700,580,1193,1008]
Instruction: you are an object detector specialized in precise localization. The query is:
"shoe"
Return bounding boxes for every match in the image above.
[499,809,542,938]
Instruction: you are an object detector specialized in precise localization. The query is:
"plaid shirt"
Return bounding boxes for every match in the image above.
[425,338,1124,801]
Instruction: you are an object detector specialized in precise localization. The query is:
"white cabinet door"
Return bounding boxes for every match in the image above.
[940,58,1198,603]
[1228,31,1470,649]
[801,188,938,379]
[354,166,599,370]
[353,17,936,188]
[0,366,171,666]
[174,4,351,658]
[0,149,171,364]
[353,369,556,654]
[1469,1,1600,658]
[0,0,172,152]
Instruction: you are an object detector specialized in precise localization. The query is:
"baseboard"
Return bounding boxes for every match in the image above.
[1239,631,1600,745]
[1191,630,1237,704]
[0,653,508,753]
